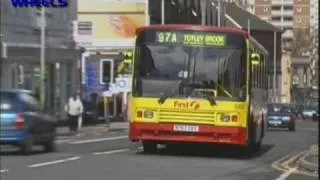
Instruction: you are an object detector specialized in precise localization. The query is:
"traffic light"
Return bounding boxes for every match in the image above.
[124,51,133,63]
[100,59,114,84]
[250,52,262,66]
[117,51,133,74]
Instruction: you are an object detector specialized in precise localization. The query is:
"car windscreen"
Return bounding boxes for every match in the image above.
[304,106,317,111]
[267,104,292,113]
[0,92,20,112]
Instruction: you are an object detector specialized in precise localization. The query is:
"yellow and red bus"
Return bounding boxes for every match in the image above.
[128,25,268,154]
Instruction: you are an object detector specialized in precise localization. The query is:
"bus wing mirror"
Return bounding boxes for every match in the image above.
[250,53,262,66]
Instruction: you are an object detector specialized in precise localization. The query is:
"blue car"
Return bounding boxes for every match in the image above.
[0,89,57,154]
[266,103,296,131]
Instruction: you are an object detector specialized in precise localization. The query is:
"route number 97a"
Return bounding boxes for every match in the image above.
[157,32,177,43]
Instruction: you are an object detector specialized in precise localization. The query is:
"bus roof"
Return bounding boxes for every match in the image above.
[136,25,249,38]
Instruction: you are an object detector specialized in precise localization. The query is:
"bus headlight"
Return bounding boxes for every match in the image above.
[218,113,239,122]
[143,111,154,119]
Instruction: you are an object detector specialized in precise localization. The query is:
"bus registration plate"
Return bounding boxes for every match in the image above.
[173,125,199,132]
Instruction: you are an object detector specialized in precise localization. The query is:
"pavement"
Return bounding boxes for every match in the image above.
[55,122,129,138]
[0,120,318,180]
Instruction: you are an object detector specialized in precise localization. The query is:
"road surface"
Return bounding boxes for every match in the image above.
[1,120,318,180]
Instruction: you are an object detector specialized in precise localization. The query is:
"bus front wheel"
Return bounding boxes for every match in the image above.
[142,141,157,154]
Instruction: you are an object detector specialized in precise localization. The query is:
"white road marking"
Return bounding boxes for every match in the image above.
[28,156,81,168]
[70,135,127,144]
[299,128,318,131]
[0,169,9,173]
[93,133,102,136]
[55,139,70,144]
[275,167,297,180]
[93,149,129,155]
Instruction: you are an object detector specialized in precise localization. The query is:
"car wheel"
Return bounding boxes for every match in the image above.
[142,141,157,154]
[43,132,56,153]
[43,139,56,152]
[21,135,33,155]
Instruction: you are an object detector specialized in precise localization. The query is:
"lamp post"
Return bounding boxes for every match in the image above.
[161,0,165,24]
[40,7,46,109]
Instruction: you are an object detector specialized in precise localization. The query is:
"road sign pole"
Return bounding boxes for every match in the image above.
[273,31,277,103]
[104,96,109,128]
[161,0,165,24]
[122,91,128,121]
[113,94,117,117]
[40,7,46,109]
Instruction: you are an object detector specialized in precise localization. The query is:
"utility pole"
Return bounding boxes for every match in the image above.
[201,0,206,25]
[161,0,165,24]
[40,7,46,109]
[273,31,277,103]
[217,0,221,27]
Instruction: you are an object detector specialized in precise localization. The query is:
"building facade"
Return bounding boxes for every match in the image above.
[0,0,78,117]
[252,0,311,48]
[281,52,292,103]
[310,0,319,31]
[75,0,148,118]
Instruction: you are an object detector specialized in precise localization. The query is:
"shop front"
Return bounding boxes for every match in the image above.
[1,42,78,118]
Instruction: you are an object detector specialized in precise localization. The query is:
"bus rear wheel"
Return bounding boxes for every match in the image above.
[142,141,157,154]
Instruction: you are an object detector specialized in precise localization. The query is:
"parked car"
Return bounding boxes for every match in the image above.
[0,89,57,154]
[302,105,318,120]
[266,103,296,131]
[312,110,319,122]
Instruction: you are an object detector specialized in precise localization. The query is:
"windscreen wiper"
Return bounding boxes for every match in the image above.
[204,93,217,106]
[158,80,182,104]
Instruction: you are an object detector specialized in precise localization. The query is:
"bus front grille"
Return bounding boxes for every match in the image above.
[158,110,215,123]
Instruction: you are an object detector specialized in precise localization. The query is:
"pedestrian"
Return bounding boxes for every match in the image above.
[64,92,84,134]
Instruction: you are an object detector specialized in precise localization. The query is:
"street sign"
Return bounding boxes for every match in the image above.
[115,77,132,92]
[102,91,113,97]
[109,83,120,94]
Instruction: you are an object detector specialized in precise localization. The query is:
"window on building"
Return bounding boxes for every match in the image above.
[272,6,281,10]
[283,27,293,31]
[296,7,303,12]
[296,17,302,23]
[272,16,281,21]
[283,17,293,21]
[264,7,269,12]
[77,21,92,35]
[283,6,293,10]
[100,60,114,84]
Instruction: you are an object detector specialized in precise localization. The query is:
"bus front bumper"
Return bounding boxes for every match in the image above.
[129,122,248,146]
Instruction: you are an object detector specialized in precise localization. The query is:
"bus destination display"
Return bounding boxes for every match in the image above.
[155,31,226,47]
